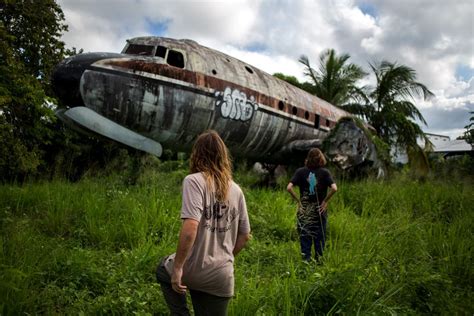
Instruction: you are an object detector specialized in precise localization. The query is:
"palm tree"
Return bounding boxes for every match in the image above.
[299,49,367,107]
[347,61,434,150]
[458,111,473,145]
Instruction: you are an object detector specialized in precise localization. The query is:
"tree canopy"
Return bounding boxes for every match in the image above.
[299,49,367,107]
[0,0,72,180]
[1,0,70,94]
[272,73,316,94]
[345,61,434,149]
[275,50,434,167]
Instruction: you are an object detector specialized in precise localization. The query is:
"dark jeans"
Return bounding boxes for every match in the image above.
[155,258,230,316]
[297,213,327,261]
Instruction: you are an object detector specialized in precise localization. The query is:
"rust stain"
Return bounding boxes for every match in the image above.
[105,59,338,127]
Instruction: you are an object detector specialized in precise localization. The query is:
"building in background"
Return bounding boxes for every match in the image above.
[426,133,473,157]
[392,133,473,164]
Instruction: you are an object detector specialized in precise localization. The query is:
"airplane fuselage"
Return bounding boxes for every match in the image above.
[53,36,351,163]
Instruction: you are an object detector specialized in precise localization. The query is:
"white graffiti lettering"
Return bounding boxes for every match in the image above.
[215,87,258,122]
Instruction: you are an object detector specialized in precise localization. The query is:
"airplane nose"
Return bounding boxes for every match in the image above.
[52,52,123,107]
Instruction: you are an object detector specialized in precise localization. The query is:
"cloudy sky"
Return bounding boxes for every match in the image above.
[58,0,473,139]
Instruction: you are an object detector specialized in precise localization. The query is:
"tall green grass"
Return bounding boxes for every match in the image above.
[0,167,472,315]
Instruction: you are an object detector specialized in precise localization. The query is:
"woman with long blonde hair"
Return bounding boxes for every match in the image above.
[156,130,251,315]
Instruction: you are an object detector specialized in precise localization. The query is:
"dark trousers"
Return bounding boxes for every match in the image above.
[297,213,327,261]
[155,258,230,316]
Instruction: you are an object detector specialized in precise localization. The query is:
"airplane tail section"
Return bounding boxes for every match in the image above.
[56,107,162,157]
[325,117,386,177]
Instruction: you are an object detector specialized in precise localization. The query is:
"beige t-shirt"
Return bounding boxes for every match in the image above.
[164,172,250,297]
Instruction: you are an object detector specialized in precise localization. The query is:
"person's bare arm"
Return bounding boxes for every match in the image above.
[233,233,250,256]
[287,182,302,208]
[171,219,199,294]
[320,183,338,214]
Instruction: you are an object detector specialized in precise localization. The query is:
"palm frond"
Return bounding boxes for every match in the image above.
[300,50,367,106]
[299,55,319,86]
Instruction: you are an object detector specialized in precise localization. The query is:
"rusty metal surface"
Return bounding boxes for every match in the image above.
[325,118,385,177]
[76,37,350,161]
[54,36,375,166]
[121,37,347,122]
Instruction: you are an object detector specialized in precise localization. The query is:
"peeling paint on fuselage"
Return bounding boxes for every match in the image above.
[79,36,350,162]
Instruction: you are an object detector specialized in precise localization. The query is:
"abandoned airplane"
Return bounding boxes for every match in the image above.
[52,36,380,172]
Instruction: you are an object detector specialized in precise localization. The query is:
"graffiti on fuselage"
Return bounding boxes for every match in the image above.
[215,87,258,122]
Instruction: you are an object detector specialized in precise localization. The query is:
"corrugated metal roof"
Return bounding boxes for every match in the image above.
[432,139,472,153]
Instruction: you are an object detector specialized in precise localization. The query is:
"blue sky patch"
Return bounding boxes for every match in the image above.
[243,42,268,53]
[455,64,474,81]
[147,20,169,36]
[358,2,377,17]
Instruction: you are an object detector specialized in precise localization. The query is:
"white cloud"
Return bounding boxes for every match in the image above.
[62,8,125,52]
[218,45,306,80]
[163,0,261,45]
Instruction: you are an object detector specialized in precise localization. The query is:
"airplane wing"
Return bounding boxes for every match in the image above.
[56,106,162,157]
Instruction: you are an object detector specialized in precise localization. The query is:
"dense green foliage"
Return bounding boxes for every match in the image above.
[349,61,436,172]
[343,61,434,150]
[0,0,63,180]
[1,164,472,315]
[273,73,316,94]
[1,0,69,93]
[0,0,91,181]
[0,9,55,179]
[277,52,436,167]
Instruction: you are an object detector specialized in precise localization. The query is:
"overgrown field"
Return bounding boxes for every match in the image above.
[1,164,473,315]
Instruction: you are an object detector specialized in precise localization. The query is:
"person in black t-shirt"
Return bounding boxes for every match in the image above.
[287,148,338,261]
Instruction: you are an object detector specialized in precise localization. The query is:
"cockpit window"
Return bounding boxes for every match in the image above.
[155,45,167,58]
[125,44,154,56]
[167,50,185,68]
[123,42,185,68]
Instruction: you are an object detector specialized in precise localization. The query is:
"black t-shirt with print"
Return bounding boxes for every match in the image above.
[290,167,334,204]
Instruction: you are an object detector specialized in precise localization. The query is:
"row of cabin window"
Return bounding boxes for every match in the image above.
[124,44,256,74]
[125,45,333,129]
[278,101,332,128]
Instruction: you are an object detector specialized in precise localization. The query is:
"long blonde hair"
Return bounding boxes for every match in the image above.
[190,130,232,202]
